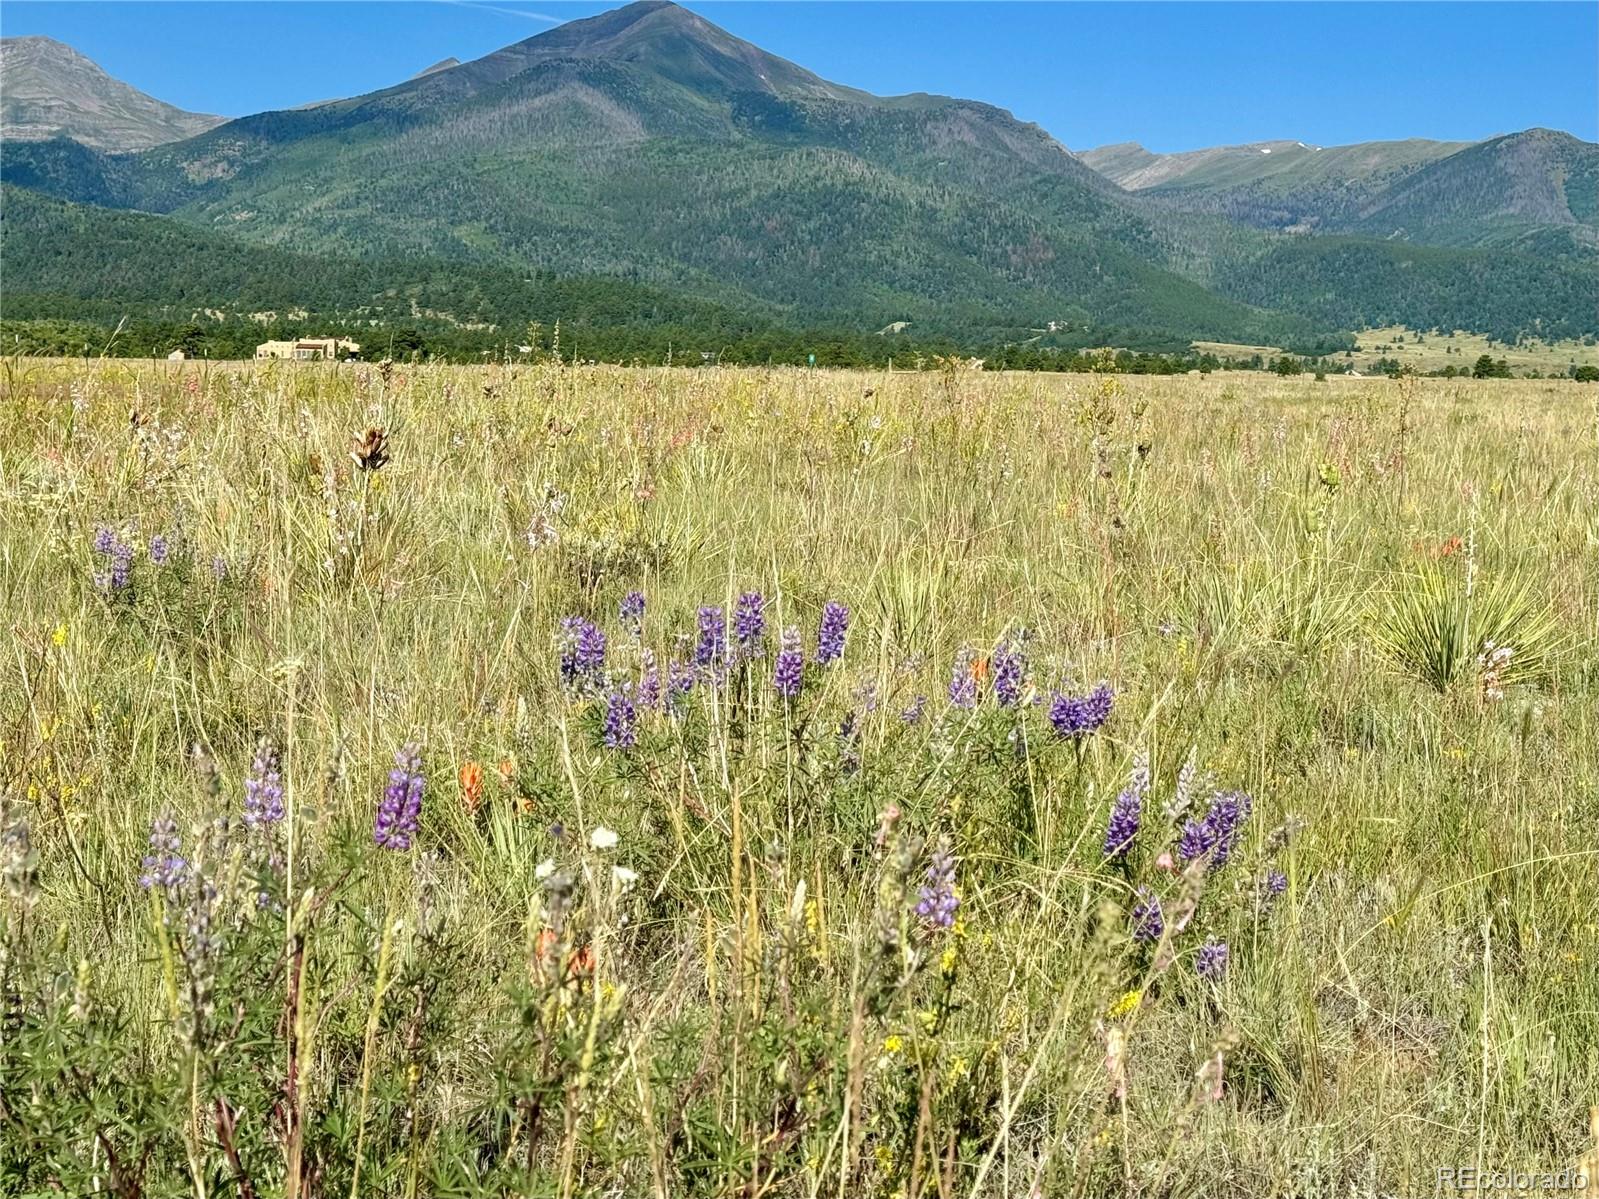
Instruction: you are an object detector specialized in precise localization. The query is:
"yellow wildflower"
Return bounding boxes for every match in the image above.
[51,622,68,647]
[882,1034,903,1054]
[1106,989,1142,1020]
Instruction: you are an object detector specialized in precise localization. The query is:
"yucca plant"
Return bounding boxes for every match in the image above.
[1370,565,1559,692]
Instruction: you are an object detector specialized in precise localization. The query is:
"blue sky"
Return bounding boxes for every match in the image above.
[4,1,1594,151]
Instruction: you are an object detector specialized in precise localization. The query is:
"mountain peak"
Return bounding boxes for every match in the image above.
[444,0,857,102]
[412,56,461,79]
[0,35,224,150]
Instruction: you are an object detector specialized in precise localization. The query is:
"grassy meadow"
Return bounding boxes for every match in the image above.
[2,357,1598,1197]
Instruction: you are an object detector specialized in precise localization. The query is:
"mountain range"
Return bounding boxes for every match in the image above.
[2,1,1596,357]
[1081,130,1598,250]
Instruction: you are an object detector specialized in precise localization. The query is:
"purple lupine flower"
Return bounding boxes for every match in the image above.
[1103,787,1142,859]
[948,648,977,710]
[92,525,136,593]
[210,555,229,581]
[1259,869,1288,910]
[773,627,804,699]
[1195,938,1229,981]
[1177,817,1215,864]
[816,601,849,665]
[558,617,607,691]
[243,742,285,828]
[1205,790,1252,868]
[1048,681,1114,738]
[1180,790,1252,872]
[915,840,959,929]
[1103,752,1149,860]
[619,590,646,636]
[1130,887,1164,941]
[374,743,424,851]
[734,591,766,658]
[900,695,928,724]
[637,650,661,711]
[139,812,186,890]
[991,638,1025,707]
[603,685,638,749]
[148,534,170,565]
[667,657,695,701]
[694,606,727,674]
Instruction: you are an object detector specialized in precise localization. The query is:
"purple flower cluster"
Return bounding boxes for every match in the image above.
[773,627,804,699]
[92,525,136,593]
[816,601,849,665]
[619,590,646,636]
[948,648,977,710]
[375,743,424,851]
[1178,790,1252,871]
[603,685,638,749]
[1130,887,1164,942]
[734,591,766,658]
[900,695,928,724]
[695,606,727,673]
[139,812,186,890]
[1195,937,1229,981]
[991,638,1025,707]
[148,533,171,566]
[558,617,607,691]
[916,841,959,929]
[1048,681,1114,738]
[243,742,285,828]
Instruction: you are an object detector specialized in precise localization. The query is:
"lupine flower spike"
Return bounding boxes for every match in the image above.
[773,627,804,699]
[619,590,645,636]
[816,600,849,665]
[243,742,285,828]
[558,617,607,692]
[139,812,186,890]
[948,648,977,709]
[1130,887,1164,942]
[992,637,1025,707]
[695,606,727,676]
[734,591,766,659]
[375,743,425,851]
[1195,938,1229,981]
[1049,681,1114,738]
[603,684,638,749]
[916,840,960,929]
[1103,749,1149,859]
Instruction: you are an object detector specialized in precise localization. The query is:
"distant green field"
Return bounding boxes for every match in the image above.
[1195,325,1599,373]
